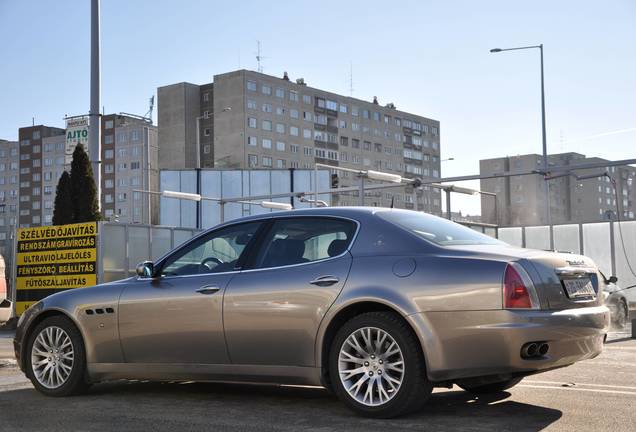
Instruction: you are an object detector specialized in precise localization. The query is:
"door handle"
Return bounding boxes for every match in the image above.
[309,275,340,286]
[196,285,220,295]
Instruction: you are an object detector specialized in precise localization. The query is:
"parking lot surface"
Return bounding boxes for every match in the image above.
[1,329,635,432]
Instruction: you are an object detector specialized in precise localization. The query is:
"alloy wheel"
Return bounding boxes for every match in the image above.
[338,326,405,407]
[30,326,75,389]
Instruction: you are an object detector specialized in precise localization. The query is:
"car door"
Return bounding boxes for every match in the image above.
[118,221,263,364]
[223,216,358,367]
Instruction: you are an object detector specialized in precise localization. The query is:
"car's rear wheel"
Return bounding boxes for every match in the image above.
[26,315,90,396]
[459,377,523,395]
[329,311,432,418]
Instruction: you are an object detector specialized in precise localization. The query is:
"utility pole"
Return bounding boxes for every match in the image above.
[89,0,102,212]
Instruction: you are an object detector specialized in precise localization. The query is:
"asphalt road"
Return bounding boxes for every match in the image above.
[1,329,635,432]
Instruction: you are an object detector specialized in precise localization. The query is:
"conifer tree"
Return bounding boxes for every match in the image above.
[52,171,74,225]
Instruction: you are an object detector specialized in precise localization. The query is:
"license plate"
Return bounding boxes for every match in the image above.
[563,278,596,299]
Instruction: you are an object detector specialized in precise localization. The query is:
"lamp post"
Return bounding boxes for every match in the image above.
[490,44,551,242]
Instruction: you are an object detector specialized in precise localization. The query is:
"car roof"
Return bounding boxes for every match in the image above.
[214,206,408,227]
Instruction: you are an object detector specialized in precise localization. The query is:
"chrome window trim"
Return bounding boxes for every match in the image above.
[148,219,272,280]
[239,215,361,274]
[142,214,360,280]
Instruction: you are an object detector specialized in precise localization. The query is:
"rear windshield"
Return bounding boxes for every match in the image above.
[377,210,502,246]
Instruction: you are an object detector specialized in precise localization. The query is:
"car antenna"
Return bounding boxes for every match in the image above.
[390,196,395,209]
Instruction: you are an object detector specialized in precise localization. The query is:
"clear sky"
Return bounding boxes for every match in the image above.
[1,0,634,214]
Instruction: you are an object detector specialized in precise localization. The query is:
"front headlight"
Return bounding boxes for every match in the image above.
[602,291,610,301]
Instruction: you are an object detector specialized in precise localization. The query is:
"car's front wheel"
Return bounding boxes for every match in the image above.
[329,311,432,418]
[26,315,90,396]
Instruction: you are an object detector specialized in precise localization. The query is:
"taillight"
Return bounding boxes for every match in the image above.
[504,263,539,309]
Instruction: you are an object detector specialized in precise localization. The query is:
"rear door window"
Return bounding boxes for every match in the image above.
[252,217,357,269]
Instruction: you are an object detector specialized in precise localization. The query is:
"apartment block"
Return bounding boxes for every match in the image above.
[158,69,442,213]
[16,114,159,228]
[480,152,636,226]
[0,139,19,256]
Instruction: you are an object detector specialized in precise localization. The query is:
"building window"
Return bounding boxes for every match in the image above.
[276,106,285,116]
[262,84,271,95]
[248,117,257,128]
[262,103,272,113]
[290,144,299,153]
[276,159,286,168]
[275,88,284,98]
[105,179,114,188]
[303,147,313,156]
[203,92,209,102]
[289,91,299,102]
[303,129,312,139]
[203,128,211,136]
[303,111,312,122]
[105,194,114,204]
[262,138,272,149]
[105,149,114,159]
[104,164,114,174]
[262,156,272,167]
[131,161,140,169]
[247,80,257,91]
[248,154,258,167]
[276,141,285,151]
[247,99,257,110]
[290,109,299,119]
[303,94,311,104]
[248,136,257,146]
[339,104,348,113]
[276,123,285,134]
[262,120,272,131]
[326,100,338,111]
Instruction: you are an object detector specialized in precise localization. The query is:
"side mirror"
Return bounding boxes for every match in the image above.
[136,261,155,278]
[607,276,618,284]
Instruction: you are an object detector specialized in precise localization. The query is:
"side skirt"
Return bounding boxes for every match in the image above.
[87,363,323,386]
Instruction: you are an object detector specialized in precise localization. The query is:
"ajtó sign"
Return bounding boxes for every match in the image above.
[65,116,89,155]
[15,222,98,314]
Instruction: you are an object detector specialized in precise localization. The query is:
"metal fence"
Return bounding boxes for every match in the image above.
[98,222,200,283]
[498,221,636,288]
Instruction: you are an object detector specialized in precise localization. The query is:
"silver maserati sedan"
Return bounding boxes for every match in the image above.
[14,207,610,418]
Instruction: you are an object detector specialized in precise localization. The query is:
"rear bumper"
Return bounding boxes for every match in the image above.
[409,305,610,382]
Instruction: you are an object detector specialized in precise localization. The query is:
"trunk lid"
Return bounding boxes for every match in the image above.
[444,244,605,310]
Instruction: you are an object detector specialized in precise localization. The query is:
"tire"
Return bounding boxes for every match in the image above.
[25,315,91,396]
[329,311,432,418]
[459,377,523,395]
[612,299,628,328]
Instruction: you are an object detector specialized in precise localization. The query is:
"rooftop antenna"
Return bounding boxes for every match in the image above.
[255,40,268,73]
[348,61,354,96]
[144,95,155,122]
[559,129,566,152]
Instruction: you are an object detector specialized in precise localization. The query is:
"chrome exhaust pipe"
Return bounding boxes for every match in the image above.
[521,343,538,358]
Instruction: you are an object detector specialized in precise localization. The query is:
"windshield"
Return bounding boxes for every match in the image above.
[377,210,503,246]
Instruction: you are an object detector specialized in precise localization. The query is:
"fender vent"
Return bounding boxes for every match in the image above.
[85,307,115,315]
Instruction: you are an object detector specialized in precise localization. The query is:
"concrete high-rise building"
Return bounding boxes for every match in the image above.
[17,114,159,228]
[158,69,442,212]
[480,152,636,226]
[0,139,19,256]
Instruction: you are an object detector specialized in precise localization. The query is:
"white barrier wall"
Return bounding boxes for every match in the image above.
[496,221,636,289]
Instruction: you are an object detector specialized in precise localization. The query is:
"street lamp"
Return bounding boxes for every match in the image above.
[490,44,551,238]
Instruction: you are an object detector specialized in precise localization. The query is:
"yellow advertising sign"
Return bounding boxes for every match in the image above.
[16,222,98,314]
